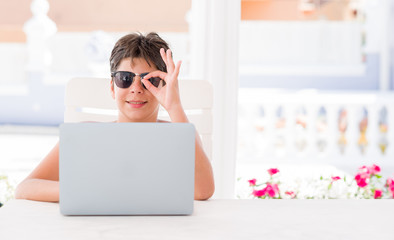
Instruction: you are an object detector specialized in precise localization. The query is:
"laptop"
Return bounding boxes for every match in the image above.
[59,122,195,216]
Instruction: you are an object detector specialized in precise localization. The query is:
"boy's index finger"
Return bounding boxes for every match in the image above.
[142,70,167,80]
[141,79,159,95]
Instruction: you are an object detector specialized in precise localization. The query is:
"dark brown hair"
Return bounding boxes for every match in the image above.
[109,32,170,73]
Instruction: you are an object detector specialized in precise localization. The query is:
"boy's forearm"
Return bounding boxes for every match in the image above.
[194,143,215,200]
[15,179,59,202]
[168,106,215,200]
[167,104,188,123]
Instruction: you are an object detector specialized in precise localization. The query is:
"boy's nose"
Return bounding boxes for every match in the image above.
[130,76,144,93]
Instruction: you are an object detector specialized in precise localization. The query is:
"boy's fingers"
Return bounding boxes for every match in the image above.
[142,71,167,80]
[142,79,159,96]
[174,60,182,77]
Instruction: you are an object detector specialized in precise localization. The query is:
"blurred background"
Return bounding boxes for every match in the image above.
[0,0,393,200]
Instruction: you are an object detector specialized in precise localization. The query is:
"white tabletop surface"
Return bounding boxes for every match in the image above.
[0,199,393,240]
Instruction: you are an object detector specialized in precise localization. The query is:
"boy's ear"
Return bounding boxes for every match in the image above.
[110,80,115,99]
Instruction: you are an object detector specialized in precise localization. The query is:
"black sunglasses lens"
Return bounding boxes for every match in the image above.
[114,72,133,88]
[113,72,166,89]
[149,77,165,88]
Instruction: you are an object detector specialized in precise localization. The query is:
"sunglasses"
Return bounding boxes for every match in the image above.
[111,71,166,89]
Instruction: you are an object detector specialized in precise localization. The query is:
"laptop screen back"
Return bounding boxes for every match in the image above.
[59,123,195,215]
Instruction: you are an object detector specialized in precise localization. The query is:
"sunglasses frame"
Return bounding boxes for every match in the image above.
[111,71,166,89]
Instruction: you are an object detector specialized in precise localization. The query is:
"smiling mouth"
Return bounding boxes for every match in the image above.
[126,101,148,104]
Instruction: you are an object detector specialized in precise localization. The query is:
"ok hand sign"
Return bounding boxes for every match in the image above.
[141,48,183,115]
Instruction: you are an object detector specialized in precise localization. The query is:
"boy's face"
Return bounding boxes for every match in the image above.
[111,57,160,122]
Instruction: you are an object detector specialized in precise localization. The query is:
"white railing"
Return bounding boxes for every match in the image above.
[237,89,394,169]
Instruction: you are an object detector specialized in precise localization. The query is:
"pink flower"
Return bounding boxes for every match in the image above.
[252,183,280,198]
[252,189,265,197]
[370,164,381,175]
[267,168,279,176]
[355,172,369,188]
[331,176,341,181]
[285,191,296,199]
[386,178,394,188]
[264,183,280,198]
[374,189,383,199]
[359,165,371,175]
[358,164,381,176]
[248,178,257,186]
[387,178,394,194]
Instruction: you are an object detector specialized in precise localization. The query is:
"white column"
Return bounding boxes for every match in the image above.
[380,0,391,91]
[188,1,209,80]
[190,0,240,198]
[391,0,394,89]
[23,0,57,73]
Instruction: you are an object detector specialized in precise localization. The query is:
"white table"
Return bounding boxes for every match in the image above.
[0,199,393,240]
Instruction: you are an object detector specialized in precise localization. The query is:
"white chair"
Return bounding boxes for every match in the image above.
[64,78,213,159]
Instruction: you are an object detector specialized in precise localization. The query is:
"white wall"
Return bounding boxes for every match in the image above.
[240,21,363,66]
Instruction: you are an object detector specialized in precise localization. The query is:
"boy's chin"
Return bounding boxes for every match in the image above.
[124,112,153,122]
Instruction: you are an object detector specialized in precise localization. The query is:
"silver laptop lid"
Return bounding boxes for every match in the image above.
[59,123,195,215]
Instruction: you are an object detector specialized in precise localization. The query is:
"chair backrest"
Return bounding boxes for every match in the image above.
[64,78,213,159]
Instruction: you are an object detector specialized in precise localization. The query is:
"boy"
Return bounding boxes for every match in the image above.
[15,32,215,201]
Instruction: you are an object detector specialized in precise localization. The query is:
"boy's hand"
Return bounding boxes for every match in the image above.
[141,48,183,115]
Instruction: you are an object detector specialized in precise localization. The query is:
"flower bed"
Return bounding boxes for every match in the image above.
[0,175,14,207]
[244,165,394,199]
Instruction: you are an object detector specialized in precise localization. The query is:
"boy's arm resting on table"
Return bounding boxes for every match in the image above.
[14,142,60,202]
[167,105,215,201]
[14,179,59,202]
[193,132,215,201]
